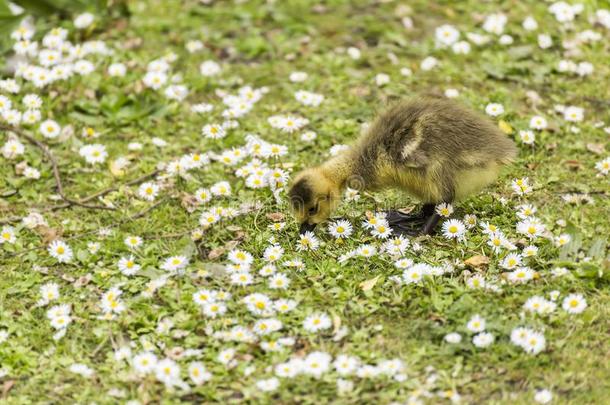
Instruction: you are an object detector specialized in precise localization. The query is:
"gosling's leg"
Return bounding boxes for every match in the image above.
[419,212,441,235]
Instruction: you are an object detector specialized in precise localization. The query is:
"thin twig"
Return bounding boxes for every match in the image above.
[0,124,113,211]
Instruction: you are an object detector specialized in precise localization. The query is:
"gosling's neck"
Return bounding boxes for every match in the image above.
[319,148,361,190]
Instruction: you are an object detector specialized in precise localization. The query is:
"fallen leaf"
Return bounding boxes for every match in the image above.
[35,225,62,245]
[464,255,490,268]
[2,380,16,398]
[179,192,198,213]
[360,275,380,291]
[207,247,224,260]
[565,160,582,170]
[74,274,92,288]
[266,212,285,222]
[586,143,605,155]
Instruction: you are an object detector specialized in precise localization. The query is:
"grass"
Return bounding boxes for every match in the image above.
[1,0,609,403]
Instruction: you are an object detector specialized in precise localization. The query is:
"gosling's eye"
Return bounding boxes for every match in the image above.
[308,205,318,215]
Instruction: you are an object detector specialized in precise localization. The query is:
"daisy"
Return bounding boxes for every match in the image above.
[253,318,282,336]
[375,73,390,86]
[79,144,108,164]
[200,60,221,76]
[124,236,142,249]
[555,233,571,247]
[155,358,181,386]
[138,182,159,201]
[512,177,532,195]
[142,71,167,89]
[0,226,16,244]
[436,202,454,217]
[302,351,332,378]
[442,219,466,240]
[275,359,303,378]
[435,24,460,47]
[466,275,486,289]
[523,245,539,257]
[519,130,536,145]
[356,244,377,257]
[507,267,535,283]
[48,240,73,262]
[22,110,41,124]
[472,332,494,348]
[466,314,486,333]
[263,245,284,262]
[394,258,414,269]
[517,219,545,239]
[383,235,410,256]
[203,302,227,318]
[402,264,426,284]
[517,204,537,219]
[444,332,462,344]
[485,103,504,116]
[522,331,546,355]
[39,119,61,138]
[296,231,319,251]
[259,264,276,277]
[254,377,280,392]
[108,63,126,77]
[562,294,587,314]
[595,157,610,175]
[333,355,360,376]
[500,253,522,270]
[482,13,507,34]
[118,256,140,276]
[200,210,220,227]
[303,312,332,333]
[534,389,553,404]
[161,255,189,272]
[68,363,94,377]
[192,289,217,306]
[2,140,25,159]
[231,272,253,286]
[189,362,212,385]
[529,116,548,130]
[133,352,157,374]
[269,273,290,289]
[40,282,60,303]
[420,56,439,71]
[563,106,584,122]
[274,299,297,313]
[289,71,308,82]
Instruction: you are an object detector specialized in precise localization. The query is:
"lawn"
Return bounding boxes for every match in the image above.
[0,0,609,404]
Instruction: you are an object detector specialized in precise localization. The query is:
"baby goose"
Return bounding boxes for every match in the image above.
[289,97,517,235]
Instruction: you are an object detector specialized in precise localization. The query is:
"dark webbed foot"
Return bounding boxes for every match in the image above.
[386,204,438,236]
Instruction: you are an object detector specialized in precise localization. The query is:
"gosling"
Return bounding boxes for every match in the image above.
[288,97,517,236]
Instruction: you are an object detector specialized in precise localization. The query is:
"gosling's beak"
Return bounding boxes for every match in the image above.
[299,222,317,234]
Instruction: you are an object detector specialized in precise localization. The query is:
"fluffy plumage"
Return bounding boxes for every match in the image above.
[289,97,517,234]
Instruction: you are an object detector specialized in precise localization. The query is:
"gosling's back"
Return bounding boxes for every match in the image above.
[351,97,517,202]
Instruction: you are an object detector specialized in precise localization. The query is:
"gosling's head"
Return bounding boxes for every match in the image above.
[288,167,341,234]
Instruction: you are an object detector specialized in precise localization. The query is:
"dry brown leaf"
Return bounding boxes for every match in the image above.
[464,255,490,268]
[35,225,62,245]
[2,380,16,398]
[586,143,605,155]
[207,247,225,260]
[565,160,582,170]
[179,192,198,213]
[74,274,92,288]
[266,212,285,222]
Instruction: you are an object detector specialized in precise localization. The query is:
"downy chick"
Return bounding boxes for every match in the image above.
[289,97,517,235]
